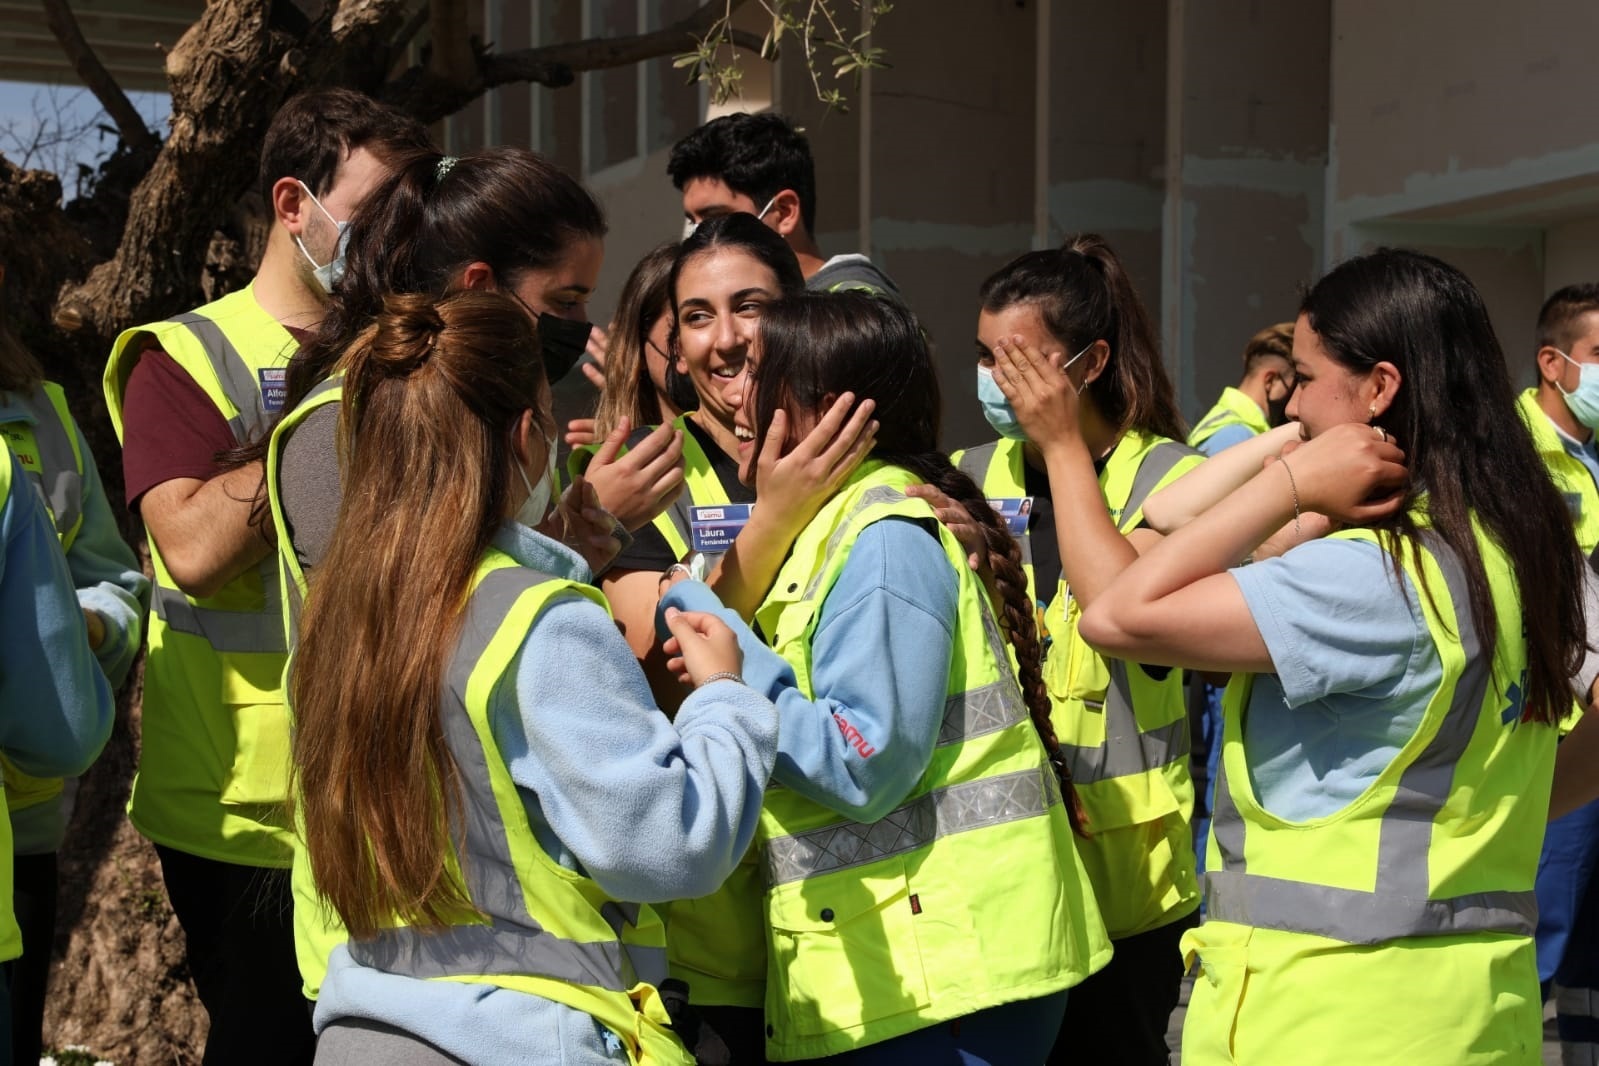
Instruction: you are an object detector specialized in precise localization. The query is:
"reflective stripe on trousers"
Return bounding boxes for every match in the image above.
[1558,986,1599,1066]
[1206,531,1533,942]
[764,765,1061,886]
[347,567,664,990]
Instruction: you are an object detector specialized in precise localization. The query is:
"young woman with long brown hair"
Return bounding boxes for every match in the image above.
[661,291,1110,1063]
[290,290,779,1066]
[954,234,1202,1064]
[1081,248,1588,1064]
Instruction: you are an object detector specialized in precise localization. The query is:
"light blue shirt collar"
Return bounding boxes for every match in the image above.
[490,521,594,585]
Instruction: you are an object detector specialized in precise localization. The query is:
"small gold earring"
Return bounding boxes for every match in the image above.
[1368,404,1378,421]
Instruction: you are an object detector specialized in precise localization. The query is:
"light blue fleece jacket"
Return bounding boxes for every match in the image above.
[660,515,960,822]
[0,444,115,784]
[314,523,779,1065]
[0,389,149,853]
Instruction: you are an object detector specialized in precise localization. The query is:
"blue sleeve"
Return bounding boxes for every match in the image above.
[490,590,778,903]
[0,448,114,776]
[663,517,959,823]
[64,420,149,688]
[1197,423,1256,457]
[1230,537,1424,708]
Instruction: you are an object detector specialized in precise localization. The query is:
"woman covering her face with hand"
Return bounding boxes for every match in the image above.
[290,291,778,1066]
[953,234,1202,1064]
[661,292,1111,1065]
[1081,248,1588,1065]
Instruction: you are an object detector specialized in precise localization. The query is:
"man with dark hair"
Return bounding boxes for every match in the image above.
[1522,282,1599,1065]
[1187,321,1296,456]
[668,111,900,298]
[102,88,431,1065]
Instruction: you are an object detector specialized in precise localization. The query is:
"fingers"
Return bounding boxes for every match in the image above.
[565,418,597,448]
[905,483,953,508]
[586,324,611,364]
[756,408,788,477]
[630,427,686,482]
[581,361,606,389]
[591,417,632,466]
[794,392,861,461]
[817,398,878,470]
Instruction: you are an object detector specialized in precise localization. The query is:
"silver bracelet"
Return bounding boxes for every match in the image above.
[700,671,744,687]
[1278,456,1303,537]
[660,562,692,585]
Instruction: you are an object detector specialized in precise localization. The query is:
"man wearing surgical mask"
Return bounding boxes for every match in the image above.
[1521,282,1599,1066]
[667,111,902,299]
[104,89,430,1066]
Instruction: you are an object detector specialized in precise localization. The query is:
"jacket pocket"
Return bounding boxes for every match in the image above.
[218,654,291,806]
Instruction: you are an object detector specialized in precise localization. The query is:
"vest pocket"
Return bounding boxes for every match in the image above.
[765,857,931,1041]
[218,654,291,806]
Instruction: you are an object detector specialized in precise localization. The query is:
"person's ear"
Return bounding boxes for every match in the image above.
[769,189,803,238]
[1080,339,1112,386]
[459,261,497,291]
[1538,345,1570,387]
[511,409,537,467]
[272,177,309,233]
[1367,361,1402,419]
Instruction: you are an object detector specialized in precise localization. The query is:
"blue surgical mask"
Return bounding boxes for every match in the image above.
[975,342,1094,441]
[1558,350,1599,430]
[294,180,351,294]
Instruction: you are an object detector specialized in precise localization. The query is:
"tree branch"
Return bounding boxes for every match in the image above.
[39,0,159,154]
[427,0,474,82]
[382,0,762,124]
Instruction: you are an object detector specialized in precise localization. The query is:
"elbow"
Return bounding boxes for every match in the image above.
[159,548,229,600]
[1079,600,1132,658]
[1139,496,1176,535]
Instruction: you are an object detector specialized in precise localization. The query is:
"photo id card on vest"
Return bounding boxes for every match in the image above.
[987,497,1034,537]
[691,503,754,553]
[259,368,287,414]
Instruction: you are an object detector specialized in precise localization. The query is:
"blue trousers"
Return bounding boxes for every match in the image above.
[807,990,1068,1065]
[1538,797,1599,1051]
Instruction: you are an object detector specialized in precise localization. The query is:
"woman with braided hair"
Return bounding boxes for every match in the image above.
[660,291,1109,1064]
[951,234,1203,1065]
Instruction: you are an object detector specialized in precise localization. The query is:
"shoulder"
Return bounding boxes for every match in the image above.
[830,516,955,611]
[808,254,902,298]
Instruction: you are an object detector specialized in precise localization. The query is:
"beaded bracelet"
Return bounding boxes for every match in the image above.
[700,671,744,687]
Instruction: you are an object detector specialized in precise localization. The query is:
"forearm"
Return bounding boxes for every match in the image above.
[142,463,272,597]
[1142,423,1302,532]
[1042,439,1139,609]
[705,512,800,621]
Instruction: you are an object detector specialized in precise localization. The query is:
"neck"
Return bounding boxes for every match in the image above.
[251,230,329,331]
[1021,400,1122,472]
[1537,381,1590,443]
[791,233,827,280]
[689,409,741,460]
[1236,377,1271,419]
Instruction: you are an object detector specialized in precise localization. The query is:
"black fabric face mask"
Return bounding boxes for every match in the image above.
[537,312,593,385]
[664,359,700,414]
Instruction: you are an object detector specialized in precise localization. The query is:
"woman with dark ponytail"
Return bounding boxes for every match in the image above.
[1081,249,1587,1065]
[291,290,778,1066]
[660,291,1110,1064]
[950,232,1202,1065]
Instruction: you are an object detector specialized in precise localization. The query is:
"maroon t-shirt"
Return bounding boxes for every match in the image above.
[120,326,311,511]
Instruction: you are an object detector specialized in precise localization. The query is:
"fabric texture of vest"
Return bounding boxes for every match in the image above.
[0,447,24,959]
[1187,386,1268,452]
[752,461,1111,1060]
[264,373,347,998]
[0,382,87,813]
[338,549,691,1065]
[1184,517,1552,1065]
[955,432,1203,938]
[104,285,296,867]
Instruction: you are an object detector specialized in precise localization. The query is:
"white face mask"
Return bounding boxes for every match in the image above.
[515,434,559,529]
[681,195,778,241]
[294,180,351,294]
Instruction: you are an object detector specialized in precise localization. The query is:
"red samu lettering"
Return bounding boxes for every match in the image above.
[832,712,877,758]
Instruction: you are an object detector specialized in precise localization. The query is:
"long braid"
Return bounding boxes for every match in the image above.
[893,453,1090,835]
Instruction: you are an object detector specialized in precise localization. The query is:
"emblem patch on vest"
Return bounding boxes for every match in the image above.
[259,368,287,414]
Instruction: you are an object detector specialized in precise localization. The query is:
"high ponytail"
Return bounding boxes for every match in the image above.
[291,289,549,939]
[754,291,1088,831]
[980,233,1185,442]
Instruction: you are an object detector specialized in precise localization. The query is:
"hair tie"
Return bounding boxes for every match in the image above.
[435,156,458,182]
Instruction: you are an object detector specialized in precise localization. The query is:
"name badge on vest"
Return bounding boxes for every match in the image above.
[987,497,1034,537]
[691,503,753,553]
[1565,492,1584,521]
[259,368,287,414]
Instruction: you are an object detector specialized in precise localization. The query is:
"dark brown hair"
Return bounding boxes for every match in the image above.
[754,291,1087,830]
[290,290,548,938]
[592,243,678,439]
[980,234,1185,442]
[1536,283,1599,355]
[1302,248,1586,726]
[1241,321,1295,373]
[257,88,432,205]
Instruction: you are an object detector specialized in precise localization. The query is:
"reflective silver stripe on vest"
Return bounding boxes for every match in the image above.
[1190,407,1240,444]
[763,765,1060,887]
[1206,531,1531,941]
[349,568,659,989]
[800,484,913,603]
[169,310,274,442]
[153,585,287,654]
[17,386,82,543]
[1058,442,1197,783]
